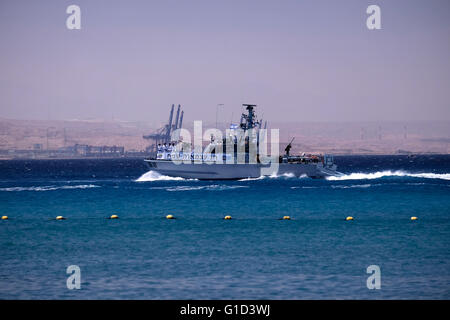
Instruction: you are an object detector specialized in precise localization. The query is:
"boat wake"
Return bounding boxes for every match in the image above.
[135,170,196,182]
[292,184,374,189]
[151,185,249,192]
[331,184,373,189]
[238,176,266,181]
[0,184,100,192]
[327,170,450,181]
[239,173,307,181]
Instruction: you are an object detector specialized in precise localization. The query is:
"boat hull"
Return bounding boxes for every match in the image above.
[144,159,338,180]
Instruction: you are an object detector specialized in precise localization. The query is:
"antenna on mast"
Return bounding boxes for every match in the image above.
[241,104,257,130]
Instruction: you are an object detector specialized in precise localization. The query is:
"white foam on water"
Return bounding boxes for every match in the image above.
[165,186,205,191]
[291,186,319,189]
[239,172,305,181]
[204,185,249,191]
[135,170,191,182]
[153,185,249,192]
[238,176,266,181]
[331,184,372,189]
[327,170,450,181]
[408,172,450,180]
[270,172,296,179]
[0,184,100,192]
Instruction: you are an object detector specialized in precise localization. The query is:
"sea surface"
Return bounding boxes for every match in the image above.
[0,155,449,299]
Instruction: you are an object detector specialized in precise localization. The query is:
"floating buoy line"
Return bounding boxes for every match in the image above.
[0,215,422,222]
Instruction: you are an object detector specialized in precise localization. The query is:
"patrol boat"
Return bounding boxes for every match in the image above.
[144,104,340,180]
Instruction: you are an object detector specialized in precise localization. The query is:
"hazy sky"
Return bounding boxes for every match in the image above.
[0,0,449,125]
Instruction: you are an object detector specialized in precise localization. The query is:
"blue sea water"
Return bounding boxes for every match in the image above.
[0,155,449,299]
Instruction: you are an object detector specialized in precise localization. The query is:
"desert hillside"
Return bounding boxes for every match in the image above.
[0,118,449,155]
